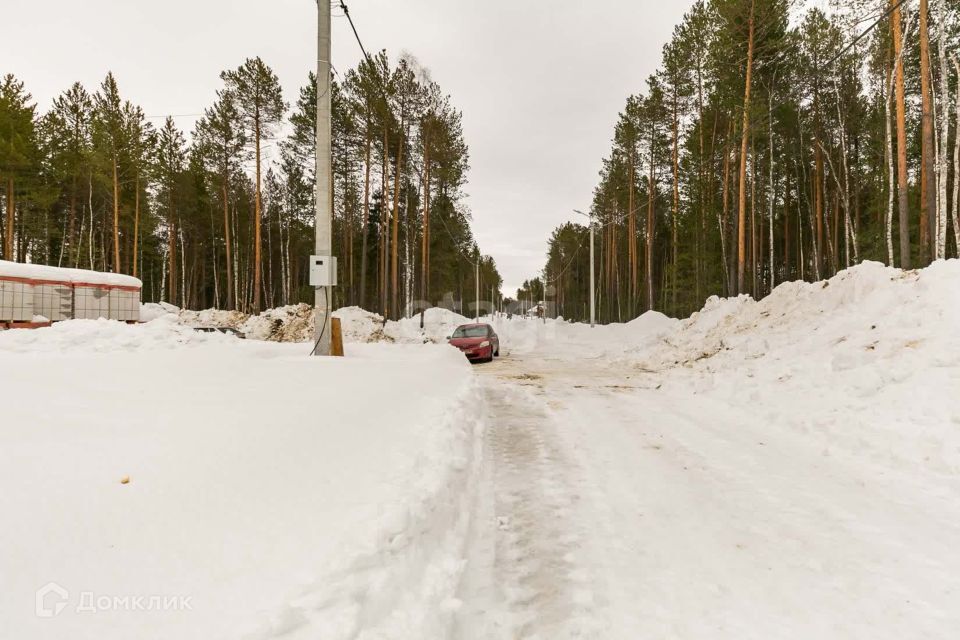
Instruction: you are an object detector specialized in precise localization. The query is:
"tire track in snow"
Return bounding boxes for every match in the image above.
[454,357,601,638]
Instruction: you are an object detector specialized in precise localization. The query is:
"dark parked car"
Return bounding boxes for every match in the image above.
[448,323,499,363]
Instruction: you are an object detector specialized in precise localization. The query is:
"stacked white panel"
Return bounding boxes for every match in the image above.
[128,290,141,321]
[109,289,140,322]
[0,280,35,322]
[74,286,110,320]
[33,283,72,321]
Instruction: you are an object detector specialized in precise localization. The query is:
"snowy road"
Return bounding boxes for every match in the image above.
[4,262,959,640]
[454,347,960,639]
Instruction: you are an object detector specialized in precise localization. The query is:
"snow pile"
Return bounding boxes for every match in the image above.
[625,309,677,334]
[173,303,472,346]
[387,307,472,344]
[334,306,391,343]
[237,304,314,342]
[487,308,679,358]
[0,320,484,640]
[626,260,960,475]
[0,315,239,353]
[178,307,248,330]
[138,302,178,322]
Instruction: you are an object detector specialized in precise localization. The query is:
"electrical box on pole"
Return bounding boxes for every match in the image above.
[309,255,338,288]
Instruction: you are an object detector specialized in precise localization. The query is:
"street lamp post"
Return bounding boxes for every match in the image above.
[573,209,595,328]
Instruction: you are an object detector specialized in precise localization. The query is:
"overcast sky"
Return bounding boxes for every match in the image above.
[5,0,695,295]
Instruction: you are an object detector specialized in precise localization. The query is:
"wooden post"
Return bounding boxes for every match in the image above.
[330,316,345,357]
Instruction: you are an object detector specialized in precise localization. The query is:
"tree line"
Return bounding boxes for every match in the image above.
[533,0,958,323]
[0,52,502,317]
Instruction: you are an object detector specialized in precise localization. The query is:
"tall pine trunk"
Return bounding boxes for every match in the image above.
[952,55,960,255]
[736,0,756,294]
[253,117,263,312]
[934,0,949,259]
[112,157,121,273]
[4,177,14,260]
[671,94,680,314]
[720,127,732,296]
[380,127,389,318]
[646,141,656,311]
[390,130,404,319]
[892,0,911,269]
[420,130,431,305]
[133,173,141,277]
[168,190,177,304]
[360,129,371,309]
[68,177,78,267]
[223,174,233,310]
[918,0,936,264]
[885,50,897,265]
[628,149,636,313]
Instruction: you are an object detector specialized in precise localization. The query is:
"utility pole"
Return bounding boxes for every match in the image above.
[312,0,334,356]
[588,216,595,327]
[574,209,595,327]
[475,258,480,322]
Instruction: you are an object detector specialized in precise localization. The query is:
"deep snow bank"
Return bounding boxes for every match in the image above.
[485,308,679,358]
[0,320,483,640]
[629,260,960,475]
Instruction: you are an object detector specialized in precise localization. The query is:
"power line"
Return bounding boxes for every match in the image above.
[435,206,484,265]
[542,234,586,284]
[337,1,399,130]
[339,0,497,285]
[338,1,375,67]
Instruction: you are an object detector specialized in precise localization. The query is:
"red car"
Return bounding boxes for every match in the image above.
[448,323,500,363]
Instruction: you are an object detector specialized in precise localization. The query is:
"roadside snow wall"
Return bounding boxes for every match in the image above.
[623,259,960,476]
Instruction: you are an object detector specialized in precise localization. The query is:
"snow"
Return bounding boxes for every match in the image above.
[171,303,472,345]
[625,260,960,475]
[0,259,142,288]
[456,259,960,638]
[6,259,960,639]
[138,302,179,323]
[387,307,473,344]
[0,319,483,640]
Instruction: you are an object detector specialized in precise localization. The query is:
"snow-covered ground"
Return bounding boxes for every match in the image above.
[0,318,483,640]
[4,259,959,639]
[454,259,960,638]
[491,259,960,477]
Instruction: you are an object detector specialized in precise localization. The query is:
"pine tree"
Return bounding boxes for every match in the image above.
[0,74,38,261]
[44,82,92,267]
[154,117,186,305]
[91,73,128,273]
[196,90,247,309]
[221,57,286,312]
[124,103,153,278]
